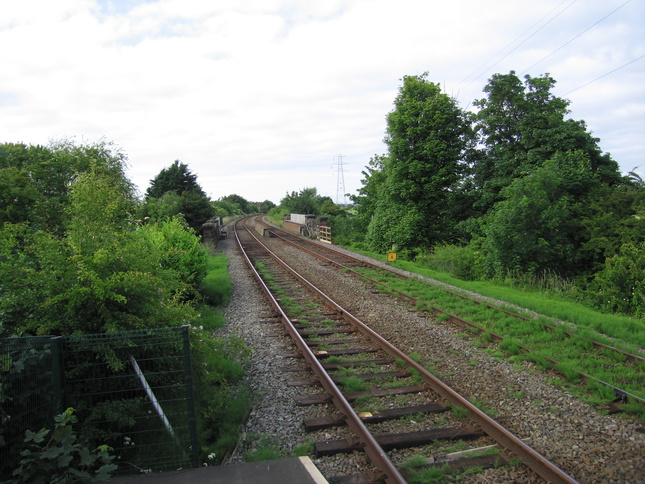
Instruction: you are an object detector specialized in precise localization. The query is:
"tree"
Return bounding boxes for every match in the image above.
[143,160,214,234]
[365,73,471,253]
[351,154,387,240]
[220,194,251,214]
[472,71,621,213]
[579,180,645,273]
[280,187,328,215]
[146,160,205,198]
[0,140,134,235]
[481,151,599,277]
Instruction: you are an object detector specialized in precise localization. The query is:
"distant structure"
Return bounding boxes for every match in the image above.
[333,154,348,205]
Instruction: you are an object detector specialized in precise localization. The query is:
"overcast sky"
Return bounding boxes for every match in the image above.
[1,0,643,204]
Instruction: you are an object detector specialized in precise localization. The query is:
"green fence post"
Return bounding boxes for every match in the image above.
[50,336,64,415]
[181,325,199,468]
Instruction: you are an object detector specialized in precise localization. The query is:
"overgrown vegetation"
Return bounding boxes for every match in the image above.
[0,139,251,476]
[10,408,117,483]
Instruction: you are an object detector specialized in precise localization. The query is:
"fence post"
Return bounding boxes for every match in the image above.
[181,325,199,468]
[50,336,64,415]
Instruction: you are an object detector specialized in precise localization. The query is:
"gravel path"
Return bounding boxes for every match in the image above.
[214,224,645,483]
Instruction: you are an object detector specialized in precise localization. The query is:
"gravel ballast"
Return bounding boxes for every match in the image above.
[214,225,645,483]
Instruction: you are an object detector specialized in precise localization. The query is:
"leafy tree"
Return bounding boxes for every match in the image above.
[579,183,645,273]
[255,199,276,214]
[143,160,214,234]
[220,194,251,214]
[366,73,471,253]
[481,151,599,277]
[472,71,621,212]
[0,165,39,225]
[0,171,205,336]
[280,187,329,215]
[320,199,343,216]
[0,140,134,235]
[351,154,387,241]
[146,160,204,198]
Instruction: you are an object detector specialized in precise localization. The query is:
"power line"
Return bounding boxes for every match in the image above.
[457,0,577,94]
[564,52,645,95]
[521,0,632,75]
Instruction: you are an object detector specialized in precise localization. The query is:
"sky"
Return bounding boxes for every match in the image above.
[1,0,643,205]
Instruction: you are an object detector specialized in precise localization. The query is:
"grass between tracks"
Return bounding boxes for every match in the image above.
[351,263,645,418]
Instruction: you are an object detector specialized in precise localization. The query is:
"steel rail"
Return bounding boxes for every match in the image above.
[235,218,407,484]
[261,218,645,402]
[238,217,578,484]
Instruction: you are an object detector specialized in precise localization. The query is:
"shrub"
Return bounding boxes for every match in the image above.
[421,243,485,280]
[592,242,645,318]
[11,408,117,483]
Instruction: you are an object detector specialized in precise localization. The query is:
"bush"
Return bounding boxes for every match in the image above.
[190,331,250,464]
[11,408,117,483]
[592,242,645,318]
[420,243,485,280]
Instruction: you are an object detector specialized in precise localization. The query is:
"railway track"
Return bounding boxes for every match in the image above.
[234,217,578,483]
[256,218,645,411]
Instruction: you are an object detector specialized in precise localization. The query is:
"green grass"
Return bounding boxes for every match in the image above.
[339,376,370,392]
[244,434,282,462]
[196,303,226,331]
[348,247,645,349]
[199,253,232,306]
[353,263,645,413]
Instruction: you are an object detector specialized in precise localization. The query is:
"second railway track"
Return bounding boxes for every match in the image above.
[233,217,579,483]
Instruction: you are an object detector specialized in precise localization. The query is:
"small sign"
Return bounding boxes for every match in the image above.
[387,252,397,262]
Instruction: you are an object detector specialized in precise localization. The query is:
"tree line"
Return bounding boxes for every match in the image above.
[346,71,644,318]
[0,140,272,337]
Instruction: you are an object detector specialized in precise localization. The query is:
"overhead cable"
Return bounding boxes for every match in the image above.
[521,0,632,75]
[564,53,645,95]
[457,0,577,95]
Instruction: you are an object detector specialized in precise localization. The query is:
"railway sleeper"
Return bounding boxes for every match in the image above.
[314,425,485,456]
[297,384,425,405]
[288,369,412,388]
[304,403,449,431]
[399,453,508,481]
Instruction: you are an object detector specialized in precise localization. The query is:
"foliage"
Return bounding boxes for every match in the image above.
[365,73,471,253]
[592,242,645,318]
[472,71,620,213]
[11,408,117,484]
[211,195,275,217]
[190,330,250,464]
[280,187,330,215]
[420,243,485,281]
[480,152,599,277]
[145,160,204,199]
[0,173,206,336]
[350,154,387,241]
[579,183,645,273]
[142,160,214,235]
[0,140,134,236]
[198,253,232,306]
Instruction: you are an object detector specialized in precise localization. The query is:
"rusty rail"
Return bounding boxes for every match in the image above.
[236,217,579,483]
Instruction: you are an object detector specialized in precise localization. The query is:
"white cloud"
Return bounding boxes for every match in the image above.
[1,0,643,202]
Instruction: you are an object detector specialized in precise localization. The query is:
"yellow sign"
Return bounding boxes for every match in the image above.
[387,252,397,262]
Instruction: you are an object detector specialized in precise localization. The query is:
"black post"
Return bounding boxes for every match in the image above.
[181,325,199,468]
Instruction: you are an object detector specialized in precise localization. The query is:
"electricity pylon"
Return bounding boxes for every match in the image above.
[333,154,348,205]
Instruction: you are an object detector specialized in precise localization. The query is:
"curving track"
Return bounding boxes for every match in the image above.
[234,217,578,483]
[256,218,645,410]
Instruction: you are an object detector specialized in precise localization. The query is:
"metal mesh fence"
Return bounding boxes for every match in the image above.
[0,326,198,480]
[0,336,61,480]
